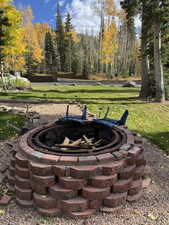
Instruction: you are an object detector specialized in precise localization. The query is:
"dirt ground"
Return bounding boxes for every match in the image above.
[0,103,82,123]
[0,103,169,225]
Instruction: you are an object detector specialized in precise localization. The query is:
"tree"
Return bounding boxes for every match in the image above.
[0,6,10,90]
[121,0,154,98]
[121,0,169,101]
[64,13,74,72]
[139,0,153,98]
[55,3,65,71]
[0,7,10,67]
[162,22,169,80]
[0,0,26,89]
[101,0,118,78]
[34,23,52,49]
[152,0,169,102]
[101,20,117,77]
[64,13,80,73]
[22,6,43,75]
[45,32,59,76]
[34,23,53,73]
[0,0,26,67]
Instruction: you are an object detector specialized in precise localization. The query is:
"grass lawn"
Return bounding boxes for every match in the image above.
[0,85,139,103]
[0,84,169,153]
[0,112,25,140]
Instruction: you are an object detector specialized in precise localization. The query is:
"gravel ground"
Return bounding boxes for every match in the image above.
[0,103,82,123]
[0,103,169,225]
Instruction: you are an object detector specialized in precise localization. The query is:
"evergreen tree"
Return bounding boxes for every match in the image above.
[139,0,154,98]
[65,13,73,32]
[121,0,150,96]
[120,0,138,38]
[121,0,169,101]
[162,25,169,78]
[56,3,65,71]
[64,13,75,72]
[152,0,169,102]
[45,32,58,74]
[120,0,138,77]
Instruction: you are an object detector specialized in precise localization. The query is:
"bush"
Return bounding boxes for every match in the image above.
[0,73,31,89]
[10,77,31,89]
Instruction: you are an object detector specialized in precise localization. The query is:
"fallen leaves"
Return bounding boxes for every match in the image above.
[133,209,141,215]
[147,213,157,221]
[160,164,165,169]
[0,209,5,216]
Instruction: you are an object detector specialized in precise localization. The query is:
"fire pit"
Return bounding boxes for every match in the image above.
[28,120,126,156]
[7,109,148,217]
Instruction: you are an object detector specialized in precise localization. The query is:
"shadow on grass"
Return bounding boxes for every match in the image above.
[145,131,169,153]
[137,131,169,191]
[33,88,139,94]
[133,131,169,154]
[0,92,146,105]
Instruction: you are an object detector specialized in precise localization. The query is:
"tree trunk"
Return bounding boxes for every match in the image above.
[139,16,151,98]
[98,1,104,73]
[139,40,150,98]
[0,63,7,90]
[154,23,165,102]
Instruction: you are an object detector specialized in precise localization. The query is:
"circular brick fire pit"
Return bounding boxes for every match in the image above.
[7,120,147,217]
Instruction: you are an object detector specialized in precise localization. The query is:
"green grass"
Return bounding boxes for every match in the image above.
[0,112,25,140]
[0,85,139,103]
[0,84,169,153]
[89,103,169,153]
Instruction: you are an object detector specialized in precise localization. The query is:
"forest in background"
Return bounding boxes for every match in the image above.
[0,0,140,79]
[0,0,169,102]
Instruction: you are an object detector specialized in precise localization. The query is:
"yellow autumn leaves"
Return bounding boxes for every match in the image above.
[101,20,117,64]
[0,1,48,71]
[0,0,12,7]
[0,0,26,70]
[100,0,120,65]
[65,29,80,43]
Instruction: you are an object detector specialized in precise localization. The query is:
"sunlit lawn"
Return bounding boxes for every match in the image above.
[0,84,169,153]
[89,102,169,153]
[0,85,138,103]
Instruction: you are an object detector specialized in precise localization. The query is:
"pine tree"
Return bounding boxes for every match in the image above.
[45,32,54,73]
[65,13,73,32]
[56,3,65,71]
[121,0,169,101]
[151,0,169,102]
[162,21,169,80]
[45,32,58,76]
[120,0,138,77]
[64,13,75,72]
[121,0,154,98]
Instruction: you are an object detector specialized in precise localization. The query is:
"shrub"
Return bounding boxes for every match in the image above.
[10,77,31,89]
[0,73,31,89]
